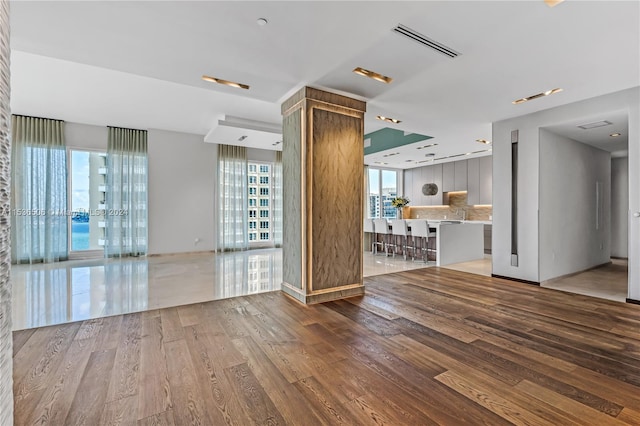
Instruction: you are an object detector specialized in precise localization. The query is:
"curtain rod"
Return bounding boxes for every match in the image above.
[107,125,147,132]
[12,114,64,122]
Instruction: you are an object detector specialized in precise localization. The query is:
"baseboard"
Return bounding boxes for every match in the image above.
[626,298,640,305]
[611,256,628,260]
[491,274,540,286]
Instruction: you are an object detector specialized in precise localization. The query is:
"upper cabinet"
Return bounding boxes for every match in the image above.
[442,162,455,192]
[403,157,490,206]
[467,158,480,205]
[479,155,492,205]
[454,160,468,191]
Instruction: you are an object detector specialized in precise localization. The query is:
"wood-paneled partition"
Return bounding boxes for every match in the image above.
[281,87,366,304]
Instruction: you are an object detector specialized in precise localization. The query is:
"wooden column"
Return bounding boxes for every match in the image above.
[281,87,366,304]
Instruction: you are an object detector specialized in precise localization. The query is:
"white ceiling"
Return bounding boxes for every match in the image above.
[543,110,629,155]
[9,1,640,169]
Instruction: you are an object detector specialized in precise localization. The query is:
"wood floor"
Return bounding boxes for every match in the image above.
[13,267,640,425]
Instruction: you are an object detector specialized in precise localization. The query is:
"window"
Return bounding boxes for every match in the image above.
[249,233,256,241]
[247,161,276,245]
[70,149,107,252]
[367,168,398,219]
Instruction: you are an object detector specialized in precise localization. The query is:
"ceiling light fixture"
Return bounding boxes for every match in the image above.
[476,139,491,144]
[256,18,268,26]
[512,88,562,105]
[376,115,401,124]
[272,140,282,146]
[202,75,250,90]
[238,135,248,142]
[610,133,622,137]
[383,152,400,157]
[544,0,565,7]
[416,143,438,150]
[353,67,393,84]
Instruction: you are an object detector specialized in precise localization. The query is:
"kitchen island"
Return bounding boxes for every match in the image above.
[406,220,485,266]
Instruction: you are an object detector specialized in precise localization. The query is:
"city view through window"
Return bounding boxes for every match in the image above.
[368,168,398,219]
[70,149,107,251]
[247,163,273,244]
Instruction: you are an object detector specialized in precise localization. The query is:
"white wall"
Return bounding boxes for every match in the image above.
[611,157,629,258]
[539,129,611,281]
[493,87,639,295]
[147,129,216,255]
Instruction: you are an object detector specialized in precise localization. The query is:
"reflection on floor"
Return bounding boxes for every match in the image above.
[12,249,427,330]
[443,255,492,277]
[542,258,628,303]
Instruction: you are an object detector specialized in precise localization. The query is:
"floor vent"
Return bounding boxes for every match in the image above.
[392,24,460,58]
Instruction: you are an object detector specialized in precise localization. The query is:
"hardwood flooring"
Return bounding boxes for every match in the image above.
[13,267,640,425]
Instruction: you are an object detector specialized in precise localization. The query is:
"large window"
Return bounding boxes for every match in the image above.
[69,149,107,252]
[367,168,399,219]
[247,162,275,245]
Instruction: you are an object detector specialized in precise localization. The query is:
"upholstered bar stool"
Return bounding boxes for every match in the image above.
[373,218,393,256]
[363,218,376,254]
[390,219,415,260]
[410,220,436,262]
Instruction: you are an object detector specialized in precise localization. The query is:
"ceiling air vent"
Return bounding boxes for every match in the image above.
[392,24,460,58]
[577,120,612,130]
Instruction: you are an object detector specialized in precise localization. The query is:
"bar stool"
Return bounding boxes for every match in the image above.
[373,218,393,256]
[410,220,436,262]
[390,219,415,260]
[363,218,376,254]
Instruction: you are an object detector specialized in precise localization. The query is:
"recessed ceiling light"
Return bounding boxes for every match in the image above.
[272,140,282,146]
[376,115,401,124]
[476,139,491,144]
[544,0,565,7]
[405,160,413,162]
[353,67,393,84]
[610,133,622,137]
[238,135,248,141]
[416,143,438,150]
[374,161,389,165]
[257,18,268,26]
[577,120,612,130]
[512,88,562,105]
[202,75,250,90]
[383,152,400,157]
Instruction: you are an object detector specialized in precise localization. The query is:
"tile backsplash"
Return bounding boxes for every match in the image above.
[404,192,492,221]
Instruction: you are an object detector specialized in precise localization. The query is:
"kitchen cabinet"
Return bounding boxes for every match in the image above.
[467,158,480,205]
[479,155,492,205]
[442,162,455,192]
[454,160,468,191]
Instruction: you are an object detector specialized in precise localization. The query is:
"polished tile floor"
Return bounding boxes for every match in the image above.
[11,248,428,330]
[11,249,628,330]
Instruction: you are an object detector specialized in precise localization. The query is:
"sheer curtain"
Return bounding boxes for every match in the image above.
[218,144,248,252]
[105,127,148,258]
[11,115,68,264]
[273,150,283,247]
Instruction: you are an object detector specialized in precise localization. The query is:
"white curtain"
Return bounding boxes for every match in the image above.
[273,151,283,248]
[105,127,148,258]
[11,115,68,264]
[218,144,248,252]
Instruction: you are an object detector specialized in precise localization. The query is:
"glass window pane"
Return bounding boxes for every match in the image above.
[70,150,107,251]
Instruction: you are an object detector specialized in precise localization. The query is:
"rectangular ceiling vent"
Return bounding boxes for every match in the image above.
[577,120,612,130]
[393,24,460,58]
